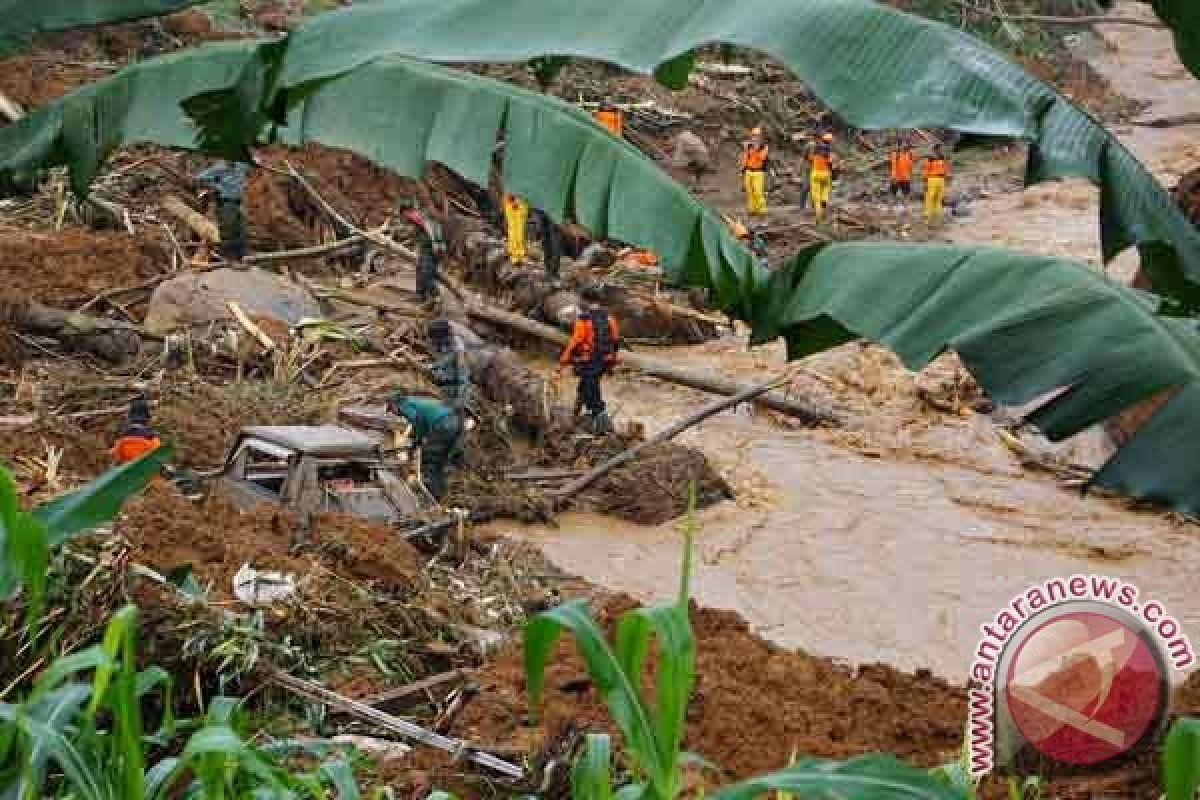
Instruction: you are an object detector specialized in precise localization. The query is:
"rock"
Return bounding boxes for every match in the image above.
[144,268,321,334]
[673,130,711,172]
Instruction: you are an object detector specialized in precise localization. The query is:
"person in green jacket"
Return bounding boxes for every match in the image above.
[386,394,463,500]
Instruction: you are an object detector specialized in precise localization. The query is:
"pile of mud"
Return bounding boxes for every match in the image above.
[0,229,164,307]
[391,597,1200,799]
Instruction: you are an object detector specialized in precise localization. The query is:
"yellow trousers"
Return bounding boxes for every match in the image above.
[924,175,946,223]
[743,170,767,215]
[504,201,528,263]
[809,169,832,220]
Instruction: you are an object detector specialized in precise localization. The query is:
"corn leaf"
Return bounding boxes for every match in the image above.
[1164,717,1200,800]
[267,0,1200,308]
[712,754,969,800]
[34,444,173,545]
[572,733,615,800]
[524,599,669,794]
[0,0,207,56]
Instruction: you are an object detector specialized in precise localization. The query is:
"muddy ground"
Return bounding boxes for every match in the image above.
[0,1,1197,797]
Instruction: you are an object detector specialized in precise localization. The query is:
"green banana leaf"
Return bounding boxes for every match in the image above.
[0,39,267,195]
[263,0,1200,309]
[1150,0,1200,80]
[1164,717,1200,800]
[0,0,206,56]
[712,754,968,800]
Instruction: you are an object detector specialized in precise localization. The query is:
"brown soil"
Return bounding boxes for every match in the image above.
[0,229,165,307]
[117,481,423,599]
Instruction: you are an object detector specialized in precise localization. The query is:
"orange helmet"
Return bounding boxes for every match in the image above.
[821,132,834,143]
[750,127,763,137]
[732,221,749,239]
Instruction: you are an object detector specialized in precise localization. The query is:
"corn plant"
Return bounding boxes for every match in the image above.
[1164,717,1200,800]
[0,453,362,798]
[524,497,966,800]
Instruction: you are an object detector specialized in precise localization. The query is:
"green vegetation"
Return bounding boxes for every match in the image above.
[524,510,963,799]
[0,455,357,798]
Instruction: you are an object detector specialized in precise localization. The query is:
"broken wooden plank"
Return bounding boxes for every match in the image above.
[161,194,219,243]
[346,669,466,712]
[267,667,523,780]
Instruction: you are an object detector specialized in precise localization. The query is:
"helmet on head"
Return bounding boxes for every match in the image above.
[580,283,606,303]
[821,132,834,143]
[733,221,749,239]
[426,317,452,343]
[129,395,151,425]
[750,127,763,137]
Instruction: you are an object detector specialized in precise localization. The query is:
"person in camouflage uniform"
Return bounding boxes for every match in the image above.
[386,393,462,500]
[427,318,471,415]
[195,160,252,261]
[532,208,563,279]
[399,200,447,307]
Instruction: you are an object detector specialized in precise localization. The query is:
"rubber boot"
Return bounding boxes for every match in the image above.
[594,411,614,435]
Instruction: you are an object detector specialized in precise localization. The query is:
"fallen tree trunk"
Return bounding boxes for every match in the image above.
[1,298,161,362]
[454,322,564,433]
[466,304,837,426]
[552,373,791,499]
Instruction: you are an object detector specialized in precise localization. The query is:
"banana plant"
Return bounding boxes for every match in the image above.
[0,0,207,56]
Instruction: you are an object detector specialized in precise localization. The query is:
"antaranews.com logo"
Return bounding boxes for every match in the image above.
[968,575,1193,777]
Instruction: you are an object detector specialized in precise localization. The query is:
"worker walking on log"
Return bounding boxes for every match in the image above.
[807,132,836,223]
[400,199,446,308]
[594,99,624,138]
[387,394,463,501]
[740,127,769,216]
[195,159,252,261]
[923,143,951,225]
[888,138,915,214]
[111,395,162,465]
[558,286,620,435]
[503,193,529,265]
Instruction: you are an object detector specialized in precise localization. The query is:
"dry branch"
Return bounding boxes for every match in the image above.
[552,373,791,498]
[161,194,219,242]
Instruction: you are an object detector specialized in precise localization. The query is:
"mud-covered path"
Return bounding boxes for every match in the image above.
[483,1,1200,682]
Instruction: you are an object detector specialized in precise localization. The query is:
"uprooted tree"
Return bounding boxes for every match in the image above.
[2,0,1200,516]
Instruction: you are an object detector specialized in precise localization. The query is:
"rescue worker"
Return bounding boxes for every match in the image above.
[427,318,470,416]
[111,395,162,465]
[557,286,620,435]
[532,208,563,278]
[594,99,624,138]
[923,143,951,224]
[740,127,770,216]
[386,393,462,501]
[503,192,529,265]
[196,159,252,261]
[807,132,836,223]
[888,138,915,213]
[732,220,769,267]
[399,199,446,307]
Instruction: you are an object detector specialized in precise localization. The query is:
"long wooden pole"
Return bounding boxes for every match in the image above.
[465,303,837,426]
[551,374,791,499]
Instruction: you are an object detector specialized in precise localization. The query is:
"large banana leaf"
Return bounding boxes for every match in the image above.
[3,50,1200,511]
[0,0,207,56]
[261,0,1200,309]
[0,39,266,195]
[1151,0,1200,80]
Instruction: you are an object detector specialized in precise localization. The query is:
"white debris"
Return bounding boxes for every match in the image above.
[233,564,297,606]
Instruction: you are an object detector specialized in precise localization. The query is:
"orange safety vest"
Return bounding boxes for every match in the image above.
[890,150,914,181]
[809,144,833,173]
[741,144,769,171]
[594,109,624,137]
[560,314,620,367]
[924,157,949,178]
[111,435,162,465]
